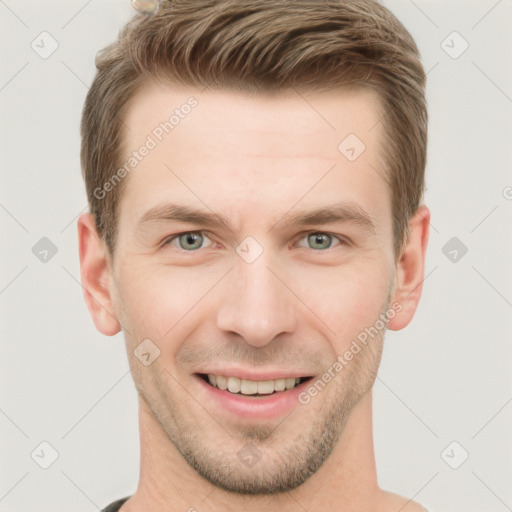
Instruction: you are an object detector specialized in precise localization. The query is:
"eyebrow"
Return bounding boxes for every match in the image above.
[137,202,376,234]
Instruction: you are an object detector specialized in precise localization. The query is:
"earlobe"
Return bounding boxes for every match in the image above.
[387,205,430,331]
[77,213,122,336]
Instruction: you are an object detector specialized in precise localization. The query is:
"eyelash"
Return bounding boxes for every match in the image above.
[160,231,348,251]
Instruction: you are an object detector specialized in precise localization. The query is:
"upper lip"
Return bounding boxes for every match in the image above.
[196,367,314,381]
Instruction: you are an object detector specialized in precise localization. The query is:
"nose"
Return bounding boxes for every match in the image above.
[216,251,298,348]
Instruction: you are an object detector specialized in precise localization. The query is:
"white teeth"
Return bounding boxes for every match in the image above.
[257,380,274,395]
[205,374,304,395]
[216,375,227,390]
[227,376,241,393]
[274,379,286,391]
[241,379,258,394]
[285,378,296,390]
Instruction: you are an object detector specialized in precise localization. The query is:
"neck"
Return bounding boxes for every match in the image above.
[125,391,379,512]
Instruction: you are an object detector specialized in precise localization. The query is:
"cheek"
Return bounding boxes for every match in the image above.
[293,259,391,344]
[115,250,393,346]
[116,263,225,339]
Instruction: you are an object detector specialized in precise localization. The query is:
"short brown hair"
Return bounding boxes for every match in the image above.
[81,0,427,260]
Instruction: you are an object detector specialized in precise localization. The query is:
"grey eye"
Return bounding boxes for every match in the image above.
[177,232,204,251]
[307,233,334,250]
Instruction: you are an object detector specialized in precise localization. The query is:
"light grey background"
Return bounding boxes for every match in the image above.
[1,1,511,511]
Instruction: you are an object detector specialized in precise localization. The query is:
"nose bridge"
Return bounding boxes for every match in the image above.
[216,248,297,346]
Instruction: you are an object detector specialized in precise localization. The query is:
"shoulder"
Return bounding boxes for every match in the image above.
[102,496,131,512]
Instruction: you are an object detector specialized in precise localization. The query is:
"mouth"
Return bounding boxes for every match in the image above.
[196,373,314,398]
[194,371,316,420]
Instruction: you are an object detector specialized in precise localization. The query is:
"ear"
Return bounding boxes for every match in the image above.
[77,213,121,336]
[387,205,430,331]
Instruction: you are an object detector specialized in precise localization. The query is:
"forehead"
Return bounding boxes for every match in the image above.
[118,81,389,232]
[123,80,383,154]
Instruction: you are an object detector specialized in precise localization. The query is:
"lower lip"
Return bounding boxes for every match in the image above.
[194,374,312,421]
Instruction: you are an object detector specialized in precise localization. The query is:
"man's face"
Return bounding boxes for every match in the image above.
[110,82,397,494]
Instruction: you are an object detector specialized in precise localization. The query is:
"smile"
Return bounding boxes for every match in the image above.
[194,372,315,419]
[199,373,312,396]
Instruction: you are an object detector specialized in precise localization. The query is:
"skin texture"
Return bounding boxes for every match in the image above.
[78,82,430,512]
